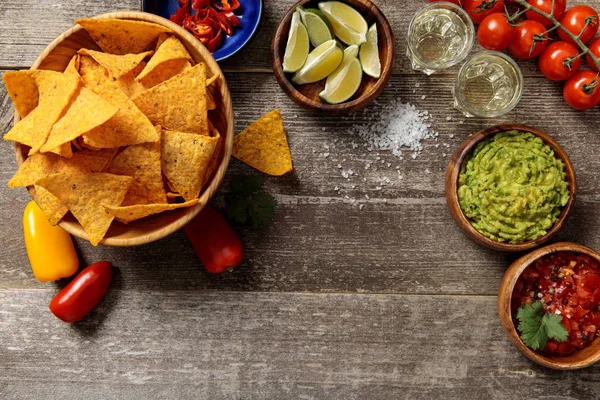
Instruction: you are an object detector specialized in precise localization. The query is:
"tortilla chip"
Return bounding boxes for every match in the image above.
[114,61,147,97]
[64,55,81,77]
[136,35,192,85]
[40,87,119,153]
[78,49,153,80]
[48,143,73,158]
[34,185,69,225]
[4,71,80,154]
[139,59,192,89]
[76,18,172,55]
[8,152,89,188]
[104,199,198,224]
[166,192,181,199]
[202,128,222,187]
[132,63,208,135]
[2,70,39,118]
[232,109,293,176]
[161,129,218,201]
[105,133,167,205]
[79,55,159,148]
[36,172,133,246]
[206,73,219,110]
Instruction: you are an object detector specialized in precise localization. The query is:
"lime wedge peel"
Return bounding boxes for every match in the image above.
[292,39,343,85]
[360,24,381,79]
[282,11,310,73]
[297,7,334,48]
[318,1,368,46]
[319,45,362,104]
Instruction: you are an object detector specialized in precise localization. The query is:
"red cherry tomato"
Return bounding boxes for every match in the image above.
[563,70,600,110]
[428,0,463,5]
[184,205,244,274]
[509,20,549,59]
[586,37,600,71]
[558,6,599,45]
[49,261,113,323]
[477,13,515,50]
[464,0,505,25]
[538,41,582,81]
[526,0,567,27]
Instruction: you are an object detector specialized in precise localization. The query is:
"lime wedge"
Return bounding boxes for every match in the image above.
[297,7,334,48]
[360,24,381,79]
[319,45,362,104]
[318,1,368,46]
[283,11,310,73]
[292,39,343,85]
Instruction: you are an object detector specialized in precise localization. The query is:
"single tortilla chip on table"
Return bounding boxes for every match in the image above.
[136,34,192,87]
[104,199,198,224]
[36,172,133,246]
[232,109,293,176]
[132,63,209,135]
[161,129,219,202]
[79,55,159,148]
[78,49,153,81]
[76,18,172,55]
[40,87,119,153]
[2,70,39,118]
[4,70,80,155]
[105,130,167,206]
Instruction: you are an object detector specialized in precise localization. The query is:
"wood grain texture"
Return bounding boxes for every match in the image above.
[1,289,600,400]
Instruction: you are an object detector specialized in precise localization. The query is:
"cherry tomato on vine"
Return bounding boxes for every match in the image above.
[539,41,582,81]
[428,0,463,5]
[558,6,599,45]
[526,0,567,27]
[586,37,600,71]
[508,20,549,59]
[464,0,505,25]
[563,70,600,110]
[478,13,515,50]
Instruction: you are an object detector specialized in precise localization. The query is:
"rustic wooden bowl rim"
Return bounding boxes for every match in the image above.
[13,11,234,247]
[445,124,576,252]
[271,0,394,114]
[498,242,600,370]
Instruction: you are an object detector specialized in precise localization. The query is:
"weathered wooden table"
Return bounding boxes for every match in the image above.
[2,0,600,398]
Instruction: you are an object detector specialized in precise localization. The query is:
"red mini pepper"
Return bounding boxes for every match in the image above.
[184,206,244,273]
[49,261,113,323]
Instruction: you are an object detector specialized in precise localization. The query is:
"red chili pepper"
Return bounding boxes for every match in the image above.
[212,0,240,11]
[49,261,113,323]
[224,11,240,27]
[207,28,222,52]
[184,206,244,274]
[192,0,211,11]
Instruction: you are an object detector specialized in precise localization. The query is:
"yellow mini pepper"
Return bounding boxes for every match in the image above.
[23,201,79,282]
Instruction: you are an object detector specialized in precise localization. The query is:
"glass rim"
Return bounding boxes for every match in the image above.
[455,51,525,118]
[406,1,475,71]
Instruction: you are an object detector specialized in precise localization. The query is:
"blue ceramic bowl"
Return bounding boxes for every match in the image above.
[143,0,262,61]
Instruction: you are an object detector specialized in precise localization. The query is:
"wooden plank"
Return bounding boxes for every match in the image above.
[2,0,600,76]
[1,289,599,399]
[1,70,600,294]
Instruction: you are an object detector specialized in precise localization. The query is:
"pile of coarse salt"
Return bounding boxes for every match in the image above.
[347,98,437,159]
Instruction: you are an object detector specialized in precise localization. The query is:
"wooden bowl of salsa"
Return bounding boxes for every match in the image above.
[445,124,576,252]
[498,242,600,369]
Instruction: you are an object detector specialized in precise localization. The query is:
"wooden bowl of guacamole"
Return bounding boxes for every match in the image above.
[445,124,576,252]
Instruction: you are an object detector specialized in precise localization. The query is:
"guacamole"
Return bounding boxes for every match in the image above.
[457,131,570,244]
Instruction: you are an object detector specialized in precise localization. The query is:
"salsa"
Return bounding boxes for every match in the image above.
[457,131,569,244]
[512,251,600,355]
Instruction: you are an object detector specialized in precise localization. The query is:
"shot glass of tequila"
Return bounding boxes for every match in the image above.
[407,2,474,75]
[453,51,523,118]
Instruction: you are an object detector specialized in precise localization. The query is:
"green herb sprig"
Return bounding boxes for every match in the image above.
[225,176,277,227]
[516,300,569,351]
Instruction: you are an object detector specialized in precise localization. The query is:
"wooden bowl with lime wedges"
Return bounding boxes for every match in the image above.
[271,0,394,115]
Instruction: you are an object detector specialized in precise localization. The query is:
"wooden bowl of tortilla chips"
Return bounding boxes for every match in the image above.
[6,11,233,246]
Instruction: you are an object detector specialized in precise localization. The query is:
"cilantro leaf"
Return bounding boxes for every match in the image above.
[225,175,277,228]
[231,175,264,197]
[226,193,249,224]
[248,191,277,227]
[543,313,569,342]
[516,301,569,351]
